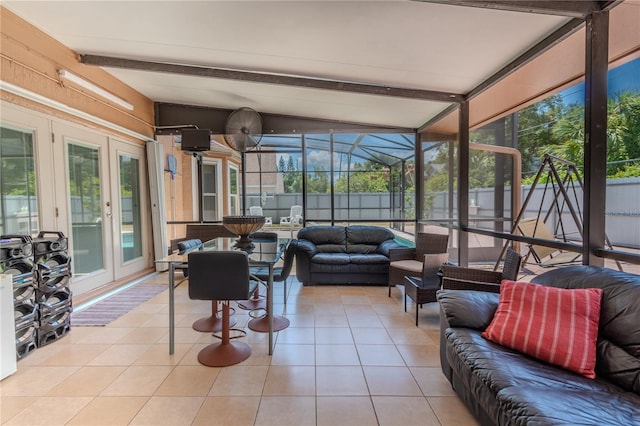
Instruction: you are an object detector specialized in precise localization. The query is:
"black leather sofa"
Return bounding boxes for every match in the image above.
[294,225,405,285]
[437,265,640,426]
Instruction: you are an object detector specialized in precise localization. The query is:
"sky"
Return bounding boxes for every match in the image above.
[559,57,640,106]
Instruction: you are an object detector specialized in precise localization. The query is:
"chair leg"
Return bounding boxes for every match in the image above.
[283,278,287,305]
[193,300,237,332]
[197,301,252,367]
[415,303,419,327]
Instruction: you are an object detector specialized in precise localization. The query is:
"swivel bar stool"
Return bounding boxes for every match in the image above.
[188,251,256,367]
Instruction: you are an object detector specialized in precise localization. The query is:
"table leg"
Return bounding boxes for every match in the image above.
[169,262,175,355]
[268,264,274,355]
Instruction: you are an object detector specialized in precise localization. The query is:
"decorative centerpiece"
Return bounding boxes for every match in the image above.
[222,215,266,249]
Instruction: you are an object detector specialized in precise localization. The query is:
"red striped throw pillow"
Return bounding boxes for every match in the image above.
[482,280,603,378]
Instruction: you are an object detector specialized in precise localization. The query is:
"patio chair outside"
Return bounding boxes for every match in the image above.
[249,206,272,226]
[280,205,303,237]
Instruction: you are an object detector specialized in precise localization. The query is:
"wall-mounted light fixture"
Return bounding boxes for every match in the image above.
[58,69,134,110]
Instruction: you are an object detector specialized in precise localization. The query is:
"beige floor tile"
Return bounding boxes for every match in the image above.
[270,344,315,365]
[66,327,134,344]
[428,395,480,426]
[352,327,394,344]
[156,325,211,344]
[344,303,378,315]
[109,312,157,328]
[3,396,93,425]
[357,344,405,366]
[363,366,423,396]
[34,343,109,366]
[346,313,383,327]
[275,327,315,344]
[389,327,437,346]
[86,344,150,366]
[316,366,369,395]
[0,397,37,423]
[130,396,204,425]
[315,327,353,344]
[66,396,149,425]
[192,396,260,425]
[46,366,126,396]
[281,303,314,315]
[154,365,219,396]
[340,295,371,305]
[372,396,441,426]
[11,343,64,366]
[378,313,418,329]
[0,366,78,396]
[314,314,349,327]
[411,367,457,396]
[372,303,403,315]
[209,365,269,396]
[236,344,273,366]
[263,366,315,395]
[396,344,441,367]
[115,327,168,344]
[133,343,192,365]
[317,396,378,426]
[315,344,360,365]
[101,365,174,396]
[254,396,316,426]
[3,274,483,426]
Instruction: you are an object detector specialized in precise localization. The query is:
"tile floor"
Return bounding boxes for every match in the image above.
[1,272,478,426]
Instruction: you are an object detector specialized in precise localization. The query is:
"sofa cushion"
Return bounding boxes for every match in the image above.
[298,226,346,246]
[389,259,423,275]
[483,280,602,378]
[532,266,640,394]
[312,253,350,265]
[348,253,389,264]
[316,244,347,253]
[347,226,394,245]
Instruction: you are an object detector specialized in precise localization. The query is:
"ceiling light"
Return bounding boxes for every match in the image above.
[58,69,134,110]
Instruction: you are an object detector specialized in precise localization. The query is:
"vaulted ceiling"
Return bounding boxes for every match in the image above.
[2,1,622,130]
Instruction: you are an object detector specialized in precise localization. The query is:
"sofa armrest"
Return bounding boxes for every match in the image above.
[295,239,318,258]
[388,246,415,261]
[377,240,406,257]
[437,289,499,331]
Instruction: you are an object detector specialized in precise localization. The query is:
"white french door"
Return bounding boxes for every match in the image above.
[52,124,150,294]
[52,122,114,293]
[2,104,151,296]
[109,139,150,279]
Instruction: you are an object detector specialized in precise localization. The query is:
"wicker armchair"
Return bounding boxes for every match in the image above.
[441,247,523,293]
[388,232,449,297]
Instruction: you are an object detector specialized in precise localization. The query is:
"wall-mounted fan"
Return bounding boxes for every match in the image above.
[224,107,263,153]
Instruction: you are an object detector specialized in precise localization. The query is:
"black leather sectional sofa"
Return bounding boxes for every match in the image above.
[294,225,405,285]
[437,265,640,425]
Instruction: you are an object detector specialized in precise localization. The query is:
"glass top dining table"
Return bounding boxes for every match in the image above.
[155,236,290,356]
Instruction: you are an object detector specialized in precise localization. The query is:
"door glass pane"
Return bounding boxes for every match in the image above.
[229,166,239,215]
[68,143,103,274]
[202,163,217,221]
[119,154,142,262]
[0,126,38,235]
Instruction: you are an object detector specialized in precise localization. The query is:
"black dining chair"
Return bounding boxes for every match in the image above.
[177,239,237,332]
[250,239,298,305]
[235,232,278,311]
[188,251,257,367]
